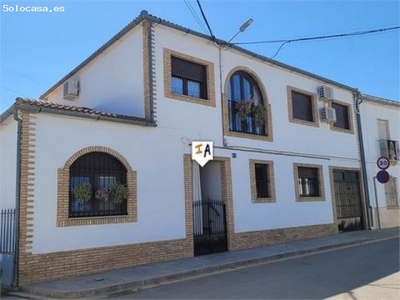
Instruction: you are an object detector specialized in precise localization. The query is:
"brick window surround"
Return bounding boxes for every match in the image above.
[223,66,273,142]
[287,86,319,128]
[293,163,325,202]
[329,100,354,134]
[163,48,216,107]
[57,146,137,227]
[249,159,276,203]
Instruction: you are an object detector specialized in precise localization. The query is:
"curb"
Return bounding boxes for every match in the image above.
[17,237,391,299]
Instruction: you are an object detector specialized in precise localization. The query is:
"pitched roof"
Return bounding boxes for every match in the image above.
[40,10,358,100]
[0,98,155,126]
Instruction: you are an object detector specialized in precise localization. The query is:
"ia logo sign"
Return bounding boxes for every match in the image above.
[192,141,213,167]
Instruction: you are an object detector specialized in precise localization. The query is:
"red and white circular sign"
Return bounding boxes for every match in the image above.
[376,156,390,170]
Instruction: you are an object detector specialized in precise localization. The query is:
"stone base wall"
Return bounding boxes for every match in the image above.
[19,238,192,284]
[229,224,338,251]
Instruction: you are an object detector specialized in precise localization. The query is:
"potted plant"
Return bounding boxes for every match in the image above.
[73,182,92,204]
[254,103,265,128]
[110,183,129,204]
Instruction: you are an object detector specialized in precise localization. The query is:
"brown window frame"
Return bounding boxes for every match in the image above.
[293,163,325,202]
[249,159,275,203]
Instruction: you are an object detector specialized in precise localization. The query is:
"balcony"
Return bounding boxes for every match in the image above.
[228,100,265,136]
[379,139,399,161]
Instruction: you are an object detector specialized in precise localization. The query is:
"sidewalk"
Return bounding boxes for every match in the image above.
[10,227,400,299]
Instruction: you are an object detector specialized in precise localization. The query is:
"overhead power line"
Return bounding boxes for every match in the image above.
[183,0,208,34]
[235,26,400,60]
[196,0,214,38]
[234,26,400,45]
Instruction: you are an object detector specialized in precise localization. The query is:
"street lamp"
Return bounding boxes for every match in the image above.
[228,18,253,43]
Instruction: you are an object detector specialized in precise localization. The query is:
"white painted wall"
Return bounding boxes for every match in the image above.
[0,117,17,209]
[200,161,222,201]
[32,113,186,254]
[154,25,361,232]
[26,21,367,255]
[45,26,145,117]
[360,99,400,228]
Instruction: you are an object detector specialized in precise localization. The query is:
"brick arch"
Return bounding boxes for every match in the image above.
[222,66,273,142]
[224,66,270,105]
[64,146,133,172]
[57,146,137,227]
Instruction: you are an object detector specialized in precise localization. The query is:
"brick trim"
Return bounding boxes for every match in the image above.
[163,48,216,107]
[142,20,157,122]
[57,146,137,227]
[293,163,325,202]
[249,159,276,203]
[287,86,320,127]
[223,66,273,142]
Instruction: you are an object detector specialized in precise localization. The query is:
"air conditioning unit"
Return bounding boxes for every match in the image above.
[320,107,337,123]
[318,86,334,100]
[63,78,79,100]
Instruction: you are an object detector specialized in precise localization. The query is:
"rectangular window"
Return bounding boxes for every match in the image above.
[298,167,319,197]
[294,163,325,202]
[250,160,275,203]
[292,91,314,122]
[332,102,350,129]
[171,56,207,99]
[255,163,270,198]
[287,86,318,127]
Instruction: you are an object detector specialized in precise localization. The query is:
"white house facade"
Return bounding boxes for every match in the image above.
[359,95,400,229]
[0,11,370,285]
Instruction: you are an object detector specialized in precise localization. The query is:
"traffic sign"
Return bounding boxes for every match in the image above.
[376,156,390,170]
[376,170,390,184]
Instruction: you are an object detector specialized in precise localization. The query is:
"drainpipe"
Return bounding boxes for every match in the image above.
[354,91,372,230]
[12,108,22,287]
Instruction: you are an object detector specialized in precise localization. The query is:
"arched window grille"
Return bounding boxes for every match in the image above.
[69,152,128,218]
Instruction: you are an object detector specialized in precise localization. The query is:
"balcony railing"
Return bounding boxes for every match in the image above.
[228,100,265,136]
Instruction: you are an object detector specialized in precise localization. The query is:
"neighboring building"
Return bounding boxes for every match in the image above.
[359,94,400,229]
[0,11,370,285]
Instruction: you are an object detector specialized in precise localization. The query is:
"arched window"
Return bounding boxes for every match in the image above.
[69,152,128,218]
[227,71,265,135]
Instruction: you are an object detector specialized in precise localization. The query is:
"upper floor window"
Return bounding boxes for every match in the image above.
[332,102,350,129]
[69,152,128,218]
[228,71,266,135]
[163,48,215,107]
[329,100,354,134]
[171,57,207,99]
[288,86,318,127]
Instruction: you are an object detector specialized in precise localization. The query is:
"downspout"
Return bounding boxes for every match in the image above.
[147,18,155,124]
[13,108,22,287]
[354,91,372,230]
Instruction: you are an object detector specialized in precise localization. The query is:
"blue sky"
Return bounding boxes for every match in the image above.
[1,0,399,113]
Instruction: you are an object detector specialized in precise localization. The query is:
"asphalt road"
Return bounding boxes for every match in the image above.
[115,238,400,299]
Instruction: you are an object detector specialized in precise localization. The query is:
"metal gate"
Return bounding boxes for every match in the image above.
[193,199,227,256]
[333,171,364,232]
